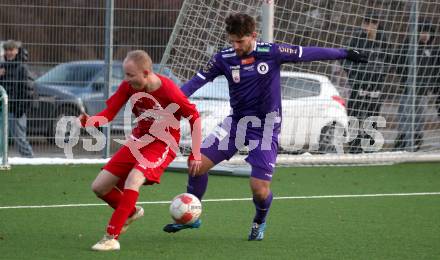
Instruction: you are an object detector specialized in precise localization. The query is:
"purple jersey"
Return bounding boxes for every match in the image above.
[181,42,347,120]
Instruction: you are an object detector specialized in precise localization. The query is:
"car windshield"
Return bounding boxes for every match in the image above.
[191,76,230,101]
[36,63,102,87]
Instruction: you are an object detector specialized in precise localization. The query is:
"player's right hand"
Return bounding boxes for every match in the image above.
[78,112,90,127]
[346,49,368,63]
[188,159,202,176]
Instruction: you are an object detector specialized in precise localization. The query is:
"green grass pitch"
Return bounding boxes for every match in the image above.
[0,163,439,259]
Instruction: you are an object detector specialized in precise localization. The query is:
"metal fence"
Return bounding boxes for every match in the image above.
[0,0,184,158]
[1,0,439,161]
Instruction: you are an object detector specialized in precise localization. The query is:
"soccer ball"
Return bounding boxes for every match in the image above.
[169,193,202,224]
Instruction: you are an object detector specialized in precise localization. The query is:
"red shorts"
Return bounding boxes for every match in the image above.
[103,140,176,185]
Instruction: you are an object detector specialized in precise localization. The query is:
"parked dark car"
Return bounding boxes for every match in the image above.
[27,60,182,139]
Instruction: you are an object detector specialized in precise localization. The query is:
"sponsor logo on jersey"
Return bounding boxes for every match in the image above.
[257,62,269,74]
[135,103,164,121]
[257,46,270,52]
[222,52,236,58]
[221,47,234,53]
[202,60,214,74]
[278,46,297,54]
[243,65,254,71]
[229,65,240,70]
[232,69,240,83]
[241,57,255,65]
[153,103,162,110]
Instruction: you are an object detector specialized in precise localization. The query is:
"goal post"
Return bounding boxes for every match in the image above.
[0,85,10,170]
[162,0,440,166]
[261,0,274,42]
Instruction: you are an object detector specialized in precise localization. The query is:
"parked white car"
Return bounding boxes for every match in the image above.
[180,71,348,154]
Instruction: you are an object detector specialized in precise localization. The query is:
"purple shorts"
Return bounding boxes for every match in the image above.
[201,116,279,181]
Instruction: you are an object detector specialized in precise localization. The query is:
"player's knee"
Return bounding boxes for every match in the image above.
[250,185,270,200]
[91,181,106,197]
[252,188,270,201]
[123,179,143,191]
[124,169,146,191]
[250,177,271,199]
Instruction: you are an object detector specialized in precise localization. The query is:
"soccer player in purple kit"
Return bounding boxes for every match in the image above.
[163,13,367,240]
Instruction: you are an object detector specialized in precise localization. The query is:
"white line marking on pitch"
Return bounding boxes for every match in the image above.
[1,192,440,210]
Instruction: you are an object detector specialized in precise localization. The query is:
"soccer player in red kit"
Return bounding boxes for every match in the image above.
[79,50,201,251]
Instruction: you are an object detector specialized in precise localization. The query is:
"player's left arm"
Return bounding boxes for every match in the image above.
[181,53,224,97]
[171,86,202,175]
[275,43,368,63]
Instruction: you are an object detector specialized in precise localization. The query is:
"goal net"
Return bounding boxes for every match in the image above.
[161,0,440,165]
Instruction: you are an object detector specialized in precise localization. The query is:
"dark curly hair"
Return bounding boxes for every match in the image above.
[225,13,256,37]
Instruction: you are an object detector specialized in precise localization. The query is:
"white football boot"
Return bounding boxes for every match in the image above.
[91,234,120,251]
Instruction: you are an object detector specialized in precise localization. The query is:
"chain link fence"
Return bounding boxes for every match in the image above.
[1,1,440,162]
[0,0,184,158]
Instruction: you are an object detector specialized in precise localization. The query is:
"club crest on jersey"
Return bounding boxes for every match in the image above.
[257,62,269,75]
[232,69,240,83]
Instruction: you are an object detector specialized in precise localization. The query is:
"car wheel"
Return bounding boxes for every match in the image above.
[48,106,81,144]
[318,123,344,154]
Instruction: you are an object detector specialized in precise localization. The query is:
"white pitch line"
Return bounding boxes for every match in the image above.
[1,192,440,210]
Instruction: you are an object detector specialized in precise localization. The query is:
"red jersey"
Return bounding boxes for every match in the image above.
[88,74,199,145]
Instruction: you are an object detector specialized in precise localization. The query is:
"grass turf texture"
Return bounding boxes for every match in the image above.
[0,163,439,259]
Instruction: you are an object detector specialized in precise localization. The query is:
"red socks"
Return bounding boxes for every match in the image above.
[100,187,136,215]
[99,188,122,210]
[106,189,139,239]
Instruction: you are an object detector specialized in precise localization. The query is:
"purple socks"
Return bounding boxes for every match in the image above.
[187,173,208,200]
[253,191,273,224]
[187,173,273,225]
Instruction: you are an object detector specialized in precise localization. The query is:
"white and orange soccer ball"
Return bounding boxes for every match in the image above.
[169,193,202,224]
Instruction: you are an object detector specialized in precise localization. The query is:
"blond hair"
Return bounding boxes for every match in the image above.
[124,50,153,71]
